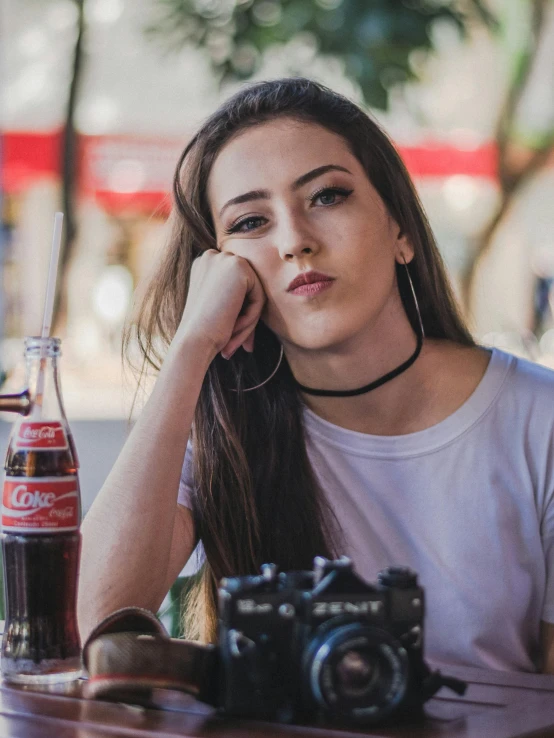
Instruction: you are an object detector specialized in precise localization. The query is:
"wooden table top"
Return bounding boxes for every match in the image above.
[1,664,554,738]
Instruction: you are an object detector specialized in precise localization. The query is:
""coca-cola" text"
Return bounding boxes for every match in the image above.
[22,426,57,440]
[15,421,68,451]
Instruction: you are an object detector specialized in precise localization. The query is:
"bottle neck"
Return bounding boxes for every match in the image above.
[2,338,79,474]
[22,337,67,422]
[25,352,67,422]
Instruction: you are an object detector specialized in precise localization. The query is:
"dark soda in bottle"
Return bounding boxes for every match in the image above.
[1,336,81,683]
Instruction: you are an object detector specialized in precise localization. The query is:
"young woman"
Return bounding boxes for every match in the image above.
[78,77,554,674]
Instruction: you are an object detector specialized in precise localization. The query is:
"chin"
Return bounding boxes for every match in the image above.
[281,327,356,353]
[267,310,365,353]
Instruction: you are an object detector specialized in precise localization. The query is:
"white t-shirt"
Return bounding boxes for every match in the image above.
[178,348,554,672]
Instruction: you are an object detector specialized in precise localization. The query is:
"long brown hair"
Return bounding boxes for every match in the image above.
[127,77,473,642]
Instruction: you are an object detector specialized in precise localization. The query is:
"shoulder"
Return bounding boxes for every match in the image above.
[430,340,554,399]
[494,348,554,396]
[485,350,554,447]
[421,341,554,435]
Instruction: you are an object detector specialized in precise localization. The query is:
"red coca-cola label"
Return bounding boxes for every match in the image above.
[2,476,80,532]
[14,421,68,451]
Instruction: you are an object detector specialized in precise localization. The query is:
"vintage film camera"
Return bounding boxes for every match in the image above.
[84,557,465,727]
[217,556,460,725]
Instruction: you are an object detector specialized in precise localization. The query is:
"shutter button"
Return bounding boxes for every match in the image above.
[378,566,418,589]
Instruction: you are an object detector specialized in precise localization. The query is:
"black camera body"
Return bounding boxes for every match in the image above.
[217,556,429,725]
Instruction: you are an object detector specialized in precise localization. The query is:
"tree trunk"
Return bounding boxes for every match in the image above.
[460,186,515,314]
[460,136,554,321]
[54,0,86,334]
[459,0,553,323]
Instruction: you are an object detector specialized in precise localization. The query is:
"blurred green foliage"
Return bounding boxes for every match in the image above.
[0,547,3,622]
[147,0,496,109]
[158,574,199,637]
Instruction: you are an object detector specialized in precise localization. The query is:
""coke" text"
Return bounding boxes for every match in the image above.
[10,485,56,509]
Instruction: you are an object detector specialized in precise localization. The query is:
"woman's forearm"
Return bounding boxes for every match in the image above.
[77,335,213,637]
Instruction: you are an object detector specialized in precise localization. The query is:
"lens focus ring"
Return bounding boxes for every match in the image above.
[303,623,409,724]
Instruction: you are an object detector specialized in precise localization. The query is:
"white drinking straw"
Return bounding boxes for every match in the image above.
[42,212,64,340]
[34,212,64,415]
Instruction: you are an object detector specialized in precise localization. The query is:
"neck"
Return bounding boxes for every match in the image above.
[285,311,428,433]
[296,340,490,436]
[295,328,422,398]
[300,338,435,436]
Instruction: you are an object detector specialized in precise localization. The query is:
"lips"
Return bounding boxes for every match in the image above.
[287,271,335,292]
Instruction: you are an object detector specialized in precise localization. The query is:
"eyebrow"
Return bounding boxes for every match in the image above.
[218,164,353,218]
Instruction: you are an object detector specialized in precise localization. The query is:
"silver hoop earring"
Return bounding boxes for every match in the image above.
[402,255,425,338]
[230,345,284,393]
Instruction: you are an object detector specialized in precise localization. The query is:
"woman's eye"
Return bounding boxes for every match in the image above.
[311,187,353,207]
[226,216,266,234]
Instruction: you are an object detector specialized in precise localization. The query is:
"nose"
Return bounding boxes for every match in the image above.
[276,212,320,262]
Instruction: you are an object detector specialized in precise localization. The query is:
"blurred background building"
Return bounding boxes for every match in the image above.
[1,0,554,506]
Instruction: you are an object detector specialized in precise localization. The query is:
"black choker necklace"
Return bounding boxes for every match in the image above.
[293,328,423,398]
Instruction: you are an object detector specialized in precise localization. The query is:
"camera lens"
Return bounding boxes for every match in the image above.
[303,623,408,724]
[335,649,378,698]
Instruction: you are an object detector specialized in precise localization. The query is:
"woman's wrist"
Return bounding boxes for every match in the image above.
[167,329,218,373]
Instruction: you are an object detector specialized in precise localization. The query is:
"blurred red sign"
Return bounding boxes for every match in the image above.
[2,131,63,192]
[81,135,186,214]
[1,130,499,215]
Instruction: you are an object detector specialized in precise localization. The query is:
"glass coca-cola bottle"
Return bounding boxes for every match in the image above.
[1,336,81,683]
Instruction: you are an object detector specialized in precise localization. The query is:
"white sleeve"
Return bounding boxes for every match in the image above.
[542,503,554,622]
[541,438,554,623]
[177,439,194,511]
[177,439,205,575]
